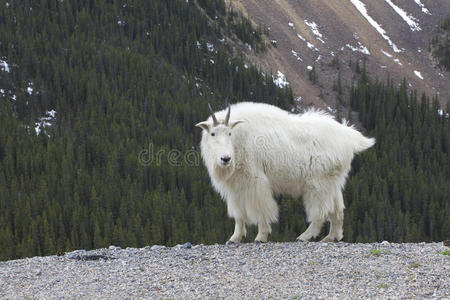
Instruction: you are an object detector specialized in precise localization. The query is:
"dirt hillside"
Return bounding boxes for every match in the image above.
[227,0,450,109]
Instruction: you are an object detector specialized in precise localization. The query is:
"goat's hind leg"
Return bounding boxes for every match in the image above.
[296,218,325,242]
[322,191,344,242]
[296,189,327,242]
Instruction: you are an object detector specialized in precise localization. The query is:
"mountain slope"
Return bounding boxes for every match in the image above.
[228,0,450,108]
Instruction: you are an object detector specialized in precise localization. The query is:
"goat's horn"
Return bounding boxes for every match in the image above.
[225,102,231,126]
[208,103,218,126]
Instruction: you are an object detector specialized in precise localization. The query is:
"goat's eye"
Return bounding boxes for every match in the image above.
[228,133,231,136]
[211,132,215,136]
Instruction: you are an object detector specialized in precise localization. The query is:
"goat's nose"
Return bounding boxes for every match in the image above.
[221,156,231,163]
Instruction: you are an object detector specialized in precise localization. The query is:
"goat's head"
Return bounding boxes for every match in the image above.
[196,103,244,176]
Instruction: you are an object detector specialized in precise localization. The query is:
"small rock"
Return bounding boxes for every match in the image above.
[66,250,86,259]
[443,240,450,247]
[181,242,192,249]
[150,245,165,250]
[381,241,390,246]
[108,245,121,251]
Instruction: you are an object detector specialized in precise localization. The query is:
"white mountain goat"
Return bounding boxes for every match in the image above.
[196,102,375,243]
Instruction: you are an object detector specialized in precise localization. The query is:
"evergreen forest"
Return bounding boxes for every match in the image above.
[0,0,448,261]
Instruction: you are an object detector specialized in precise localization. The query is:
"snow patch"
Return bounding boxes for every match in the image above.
[288,22,294,28]
[307,65,313,71]
[304,20,325,44]
[381,50,392,57]
[26,82,34,95]
[414,0,431,15]
[291,50,303,61]
[206,42,215,52]
[346,42,370,55]
[46,110,56,118]
[393,58,402,65]
[35,110,57,136]
[0,59,10,72]
[307,42,318,52]
[350,0,402,53]
[196,41,201,49]
[273,71,289,88]
[384,0,421,31]
[244,64,249,69]
[414,70,423,79]
[296,33,306,42]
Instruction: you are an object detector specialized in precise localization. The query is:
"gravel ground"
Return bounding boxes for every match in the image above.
[0,241,448,299]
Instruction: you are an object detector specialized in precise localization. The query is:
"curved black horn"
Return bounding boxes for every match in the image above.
[225,102,231,126]
[208,103,218,126]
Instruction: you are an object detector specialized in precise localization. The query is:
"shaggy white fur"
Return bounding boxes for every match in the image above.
[196,102,375,243]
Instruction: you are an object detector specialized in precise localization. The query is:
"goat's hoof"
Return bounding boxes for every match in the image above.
[226,240,237,245]
[321,236,335,242]
[296,236,309,242]
[254,239,267,243]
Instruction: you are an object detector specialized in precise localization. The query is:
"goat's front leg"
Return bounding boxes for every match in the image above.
[227,218,246,244]
[255,218,271,243]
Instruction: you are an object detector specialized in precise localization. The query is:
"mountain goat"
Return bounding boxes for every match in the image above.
[196,102,375,243]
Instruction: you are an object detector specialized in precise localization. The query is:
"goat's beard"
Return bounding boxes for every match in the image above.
[214,162,234,181]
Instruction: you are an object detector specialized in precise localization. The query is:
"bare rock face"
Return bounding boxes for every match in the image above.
[226,0,450,109]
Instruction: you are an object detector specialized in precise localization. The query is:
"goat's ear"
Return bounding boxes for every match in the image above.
[229,120,245,129]
[195,121,211,132]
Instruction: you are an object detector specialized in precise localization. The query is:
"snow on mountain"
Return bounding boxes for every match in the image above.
[35,110,57,136]
[350,0,401,53]
[228,0,450,108]
[413,0,431,15]
[304,20,325,44]
[0,59,10,72]
[273,71,289,88]
[384,0,421,31]
[414,70,423,80]
[291,50,303,61]
[346,43,370,55]
[381,50,392,58]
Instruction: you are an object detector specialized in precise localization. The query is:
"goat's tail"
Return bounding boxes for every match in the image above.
[354,135,375,154]
[341,118,375,154]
